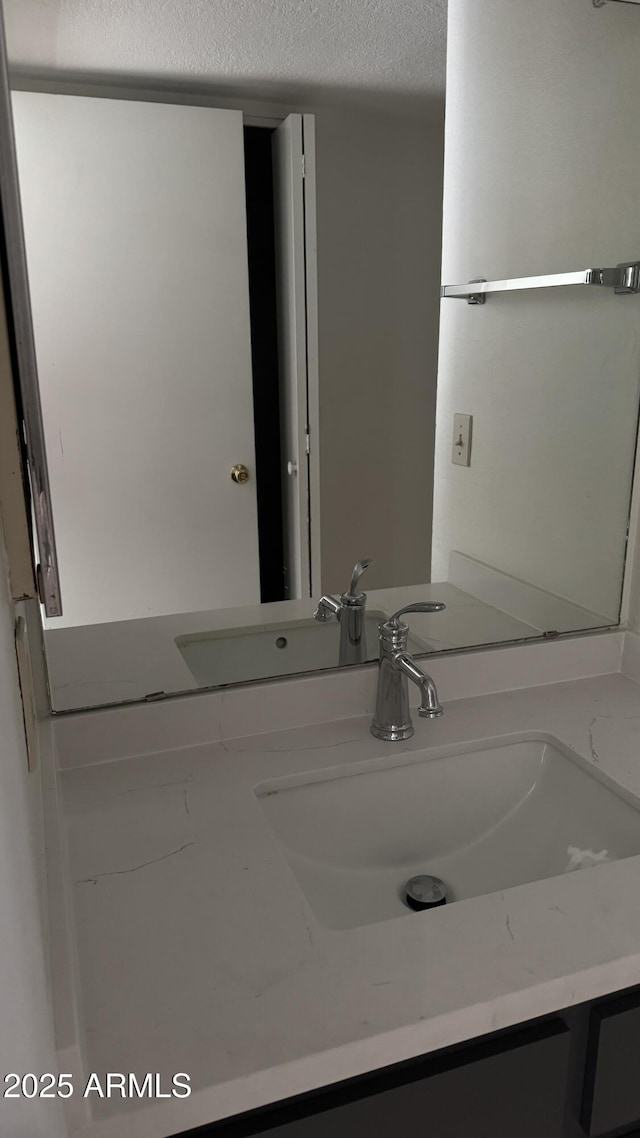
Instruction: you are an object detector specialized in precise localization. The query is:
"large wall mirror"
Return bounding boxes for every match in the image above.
[3,0,640,710]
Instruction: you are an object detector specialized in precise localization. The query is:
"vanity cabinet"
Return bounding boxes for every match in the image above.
[178,1020,570,1138]
[581,991,640,1137]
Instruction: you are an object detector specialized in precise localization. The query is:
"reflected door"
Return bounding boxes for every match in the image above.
[13,92,260,626]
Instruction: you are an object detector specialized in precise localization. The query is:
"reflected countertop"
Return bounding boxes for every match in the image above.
[45,581,540,711]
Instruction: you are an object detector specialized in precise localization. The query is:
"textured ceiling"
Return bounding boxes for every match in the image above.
[3,0,447,106]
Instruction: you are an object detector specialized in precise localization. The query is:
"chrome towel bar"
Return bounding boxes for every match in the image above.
[441,261,640,305]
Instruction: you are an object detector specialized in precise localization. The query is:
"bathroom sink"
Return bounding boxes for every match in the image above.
[255,733,640,930]
[176,614,429,687]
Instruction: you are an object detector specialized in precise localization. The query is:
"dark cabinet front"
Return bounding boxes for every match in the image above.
[582,991,640,1137]
[179,1019,570,1138]
[254,1021,570,1138]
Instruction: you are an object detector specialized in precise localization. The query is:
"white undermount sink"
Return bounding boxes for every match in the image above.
[176,613,429,687]
[255,732,640,930]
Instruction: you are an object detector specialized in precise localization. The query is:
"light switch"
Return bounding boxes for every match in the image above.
[452,413,472,467]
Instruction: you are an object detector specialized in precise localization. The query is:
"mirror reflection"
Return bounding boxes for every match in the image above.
[4,0,640,709]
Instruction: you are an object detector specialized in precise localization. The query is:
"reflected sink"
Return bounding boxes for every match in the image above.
[255,732,640,930]
[177,614,429,687]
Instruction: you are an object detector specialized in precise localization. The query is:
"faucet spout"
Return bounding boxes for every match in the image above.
[394,653,443,718]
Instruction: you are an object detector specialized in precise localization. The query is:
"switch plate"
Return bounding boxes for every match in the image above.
[452,413,472,466]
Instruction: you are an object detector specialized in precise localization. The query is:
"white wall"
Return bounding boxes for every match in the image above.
[432,0,640,622]
[315,105,443,594]
[0,536,66,1137]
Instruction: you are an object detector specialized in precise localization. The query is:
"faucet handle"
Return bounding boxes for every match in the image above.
[387,601,446,628]
[346,558,373,598]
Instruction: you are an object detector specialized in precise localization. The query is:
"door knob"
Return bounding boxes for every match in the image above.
[230,464,250,484]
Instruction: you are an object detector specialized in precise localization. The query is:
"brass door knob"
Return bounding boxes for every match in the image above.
[230,464,250,484]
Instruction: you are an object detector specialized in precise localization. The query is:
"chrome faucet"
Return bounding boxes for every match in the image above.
[371,603,445,742]
[314,558,373,666]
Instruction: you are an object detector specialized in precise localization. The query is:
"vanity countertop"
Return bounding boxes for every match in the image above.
[53,642,640,1137]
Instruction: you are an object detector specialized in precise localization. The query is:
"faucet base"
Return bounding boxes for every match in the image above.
[371,721,414,742]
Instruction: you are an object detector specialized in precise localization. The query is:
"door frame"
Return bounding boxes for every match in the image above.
[271,111,321,601]
[301,113,322,599]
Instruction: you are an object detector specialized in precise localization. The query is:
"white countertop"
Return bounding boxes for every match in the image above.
[48,631,640,1137]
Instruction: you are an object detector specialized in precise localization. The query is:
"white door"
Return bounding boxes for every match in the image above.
[272,113,319,599]
[12,92,260,626]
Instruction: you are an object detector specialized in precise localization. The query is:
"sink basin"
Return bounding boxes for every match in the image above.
[177,614,429,687]
[255,732,640,930]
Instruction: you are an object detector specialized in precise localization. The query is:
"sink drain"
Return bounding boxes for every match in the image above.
[404,874,447,911]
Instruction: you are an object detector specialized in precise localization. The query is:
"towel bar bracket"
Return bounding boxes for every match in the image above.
[612,260,640,293]
[467,278,487,305]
